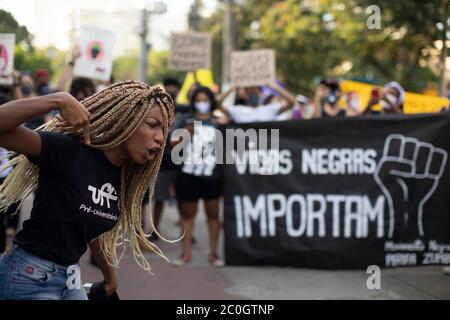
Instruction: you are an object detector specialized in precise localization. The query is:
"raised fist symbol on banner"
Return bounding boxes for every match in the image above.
[374,134,447,238]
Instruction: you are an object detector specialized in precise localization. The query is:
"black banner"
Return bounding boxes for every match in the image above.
[222,114,450,269]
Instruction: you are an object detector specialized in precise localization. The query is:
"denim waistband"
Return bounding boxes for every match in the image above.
[5,245,76,272]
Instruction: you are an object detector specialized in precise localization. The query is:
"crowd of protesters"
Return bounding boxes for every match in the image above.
[1,44,450,277]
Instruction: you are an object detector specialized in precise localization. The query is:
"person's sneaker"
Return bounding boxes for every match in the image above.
[208,253,225,267]
[172,254,191,267]
[443,266,450,275]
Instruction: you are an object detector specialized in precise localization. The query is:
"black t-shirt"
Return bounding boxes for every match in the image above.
[158,103,191,172]
[14,132,121,266]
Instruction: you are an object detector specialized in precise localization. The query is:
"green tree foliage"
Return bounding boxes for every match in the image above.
[14,46,53,76]
[147,50,185,85]
[188,0,204,31]
[0,9,55,77]
[113,50,184,85]
[202,0,448,94]
[0,9,32,47]
[202,6,225,84]
[113,54,139,82]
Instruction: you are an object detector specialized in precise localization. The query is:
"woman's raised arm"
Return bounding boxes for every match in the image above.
[0,92,90,156]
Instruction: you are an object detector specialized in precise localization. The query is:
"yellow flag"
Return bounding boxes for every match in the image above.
[177,69,215,104]
[340,80,449,114]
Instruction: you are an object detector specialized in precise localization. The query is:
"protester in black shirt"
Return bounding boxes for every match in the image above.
[171,86,224,267]
[0,80,174,300]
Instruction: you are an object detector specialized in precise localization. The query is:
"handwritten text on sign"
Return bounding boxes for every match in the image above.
[167,32,212,71]
[0,33,16,85]
[230,49,276,87]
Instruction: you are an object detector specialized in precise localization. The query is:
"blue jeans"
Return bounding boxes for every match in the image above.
[0,245,87,300]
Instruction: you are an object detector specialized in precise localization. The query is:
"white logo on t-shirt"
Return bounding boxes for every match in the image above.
[182,124,217,177]
[88,183,118,208]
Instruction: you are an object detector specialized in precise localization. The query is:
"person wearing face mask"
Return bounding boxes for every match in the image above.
[379,81,404,114]
[35,68,53,96]
[56,46,82,93]
[19,73,36,99]
[217,81,296,123]
[171,86,224,267]
[364,81,405,115]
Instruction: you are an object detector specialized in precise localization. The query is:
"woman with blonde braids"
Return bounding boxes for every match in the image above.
[0,80,174,300]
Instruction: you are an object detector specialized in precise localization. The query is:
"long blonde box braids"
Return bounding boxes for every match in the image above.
[0,80,177,274]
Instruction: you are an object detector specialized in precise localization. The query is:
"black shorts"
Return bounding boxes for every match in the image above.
[175,172,222,202]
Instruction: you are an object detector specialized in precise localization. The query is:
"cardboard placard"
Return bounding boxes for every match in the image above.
[167,32,212,71]
[230,49,276,87]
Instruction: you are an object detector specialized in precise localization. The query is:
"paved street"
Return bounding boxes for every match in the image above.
[18,195,450,300]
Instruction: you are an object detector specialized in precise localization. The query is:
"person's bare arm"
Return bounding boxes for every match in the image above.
[312,85,328,118]
[12,70,22,100]
[0,92,91,156]
[216,85,236,108]
[267,82,296,113]
[212,109,230,125]
[57,66,74,92]
[89,238,118,297]
[57,46,81,92]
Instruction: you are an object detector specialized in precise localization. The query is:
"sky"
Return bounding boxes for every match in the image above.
[0,0,217,54]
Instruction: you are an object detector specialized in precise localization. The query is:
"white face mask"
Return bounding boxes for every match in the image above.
[194,101,211,114]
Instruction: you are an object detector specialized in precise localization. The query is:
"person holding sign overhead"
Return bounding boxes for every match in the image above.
[218,49,296,123]
[0,80,174,299]
[217,81,296,124]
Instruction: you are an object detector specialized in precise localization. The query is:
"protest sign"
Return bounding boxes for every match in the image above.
[230,49,276,87]
[0,33,16,85]
[74,27,115,81]
[223,114,450,269]
[167,32,212,71]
